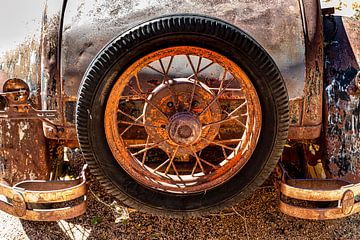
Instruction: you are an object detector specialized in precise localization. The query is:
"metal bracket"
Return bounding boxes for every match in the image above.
[0,165,87,221]
[0,104,57,120]
[0,78,57,120]
[279,164,360,220]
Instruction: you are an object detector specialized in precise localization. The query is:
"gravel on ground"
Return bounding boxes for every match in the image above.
[1,153,360,240]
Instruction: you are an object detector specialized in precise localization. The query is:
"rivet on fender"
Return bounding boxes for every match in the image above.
[12,191,26,217]
[341,190,355,215]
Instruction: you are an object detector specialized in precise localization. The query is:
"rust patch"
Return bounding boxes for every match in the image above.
[0,119,50,185]
[324,17,360,183]
[301,0,324,128]
[288,98,303,126]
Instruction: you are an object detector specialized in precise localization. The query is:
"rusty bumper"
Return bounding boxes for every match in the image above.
[0,165,87,221]
[280,177,360,220]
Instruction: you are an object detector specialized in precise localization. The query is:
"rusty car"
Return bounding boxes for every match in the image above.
[0,0,359,221]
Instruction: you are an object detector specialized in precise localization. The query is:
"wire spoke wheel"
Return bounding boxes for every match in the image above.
[77,15,289,216]
[105,46,262,193]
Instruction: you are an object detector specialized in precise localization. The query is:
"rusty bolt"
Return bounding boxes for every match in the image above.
[341,190,355,215]
[167,101,174,108]
[12,192,26,217]
[191,100,199,108]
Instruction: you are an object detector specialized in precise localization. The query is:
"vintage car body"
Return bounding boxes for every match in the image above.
[0,0,358,221]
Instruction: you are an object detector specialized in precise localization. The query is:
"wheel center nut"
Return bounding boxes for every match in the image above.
[178,125,192,138]
[168,113,202,145]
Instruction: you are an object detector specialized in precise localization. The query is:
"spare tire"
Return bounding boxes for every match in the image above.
[76,15,289,217]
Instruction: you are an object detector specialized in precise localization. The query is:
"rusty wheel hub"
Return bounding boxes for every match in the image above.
[143,78,221,155]
[167,112,202,145]
[104,46,262,193]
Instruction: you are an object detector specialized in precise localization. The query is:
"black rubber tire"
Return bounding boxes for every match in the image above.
[76,15,289,217]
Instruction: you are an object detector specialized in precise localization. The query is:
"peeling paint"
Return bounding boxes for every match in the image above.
[324,16,360,183]
[63,0,305,99]
[18,121,30,141]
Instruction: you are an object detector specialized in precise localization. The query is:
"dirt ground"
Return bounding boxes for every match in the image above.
[1,159,360,240]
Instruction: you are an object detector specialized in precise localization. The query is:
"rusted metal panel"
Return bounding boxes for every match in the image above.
[301,0,324,127]
[287,0,324,140]
[61,0,306,120]
[0,0,65,137]
[0,119,50,185]
[0,1,63,183]
[324,16,360,183]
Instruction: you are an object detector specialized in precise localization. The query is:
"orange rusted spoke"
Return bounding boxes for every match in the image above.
[191,147,205,174]
[218,132,229,159]
[216,139,242,145]
[128,84,169,121]
[134,74,144,93]
[234,117,246,128]
[198,78,235,116]
[191,161,198,176]
[117,109,141,122]
[158,59,167,75]
[196,57,202,73]
[208,87,245,93]
[201,137,235,151]
[146,64,164,76]
[171,161,182,179]
[186,55,201,111]
[120,114,144,136]
[227,101,247,117]
[164,146,179,175]
[141,136,150,166]
[153,158,170,172]
[118,120,163,129]
[131,139,168,156]
[165,56,174,75]
[187,62,214,79]
[120,94,149,100]
[222,147,228,158]
[186,55,197,77]
[202,115,240,128]
[222,109,247,128]
[127,142,157,148]
[198,61,214,74]
[198,156,218,170]
[218,70,227,93]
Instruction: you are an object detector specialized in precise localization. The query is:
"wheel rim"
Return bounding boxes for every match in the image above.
[104,46,262,194]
